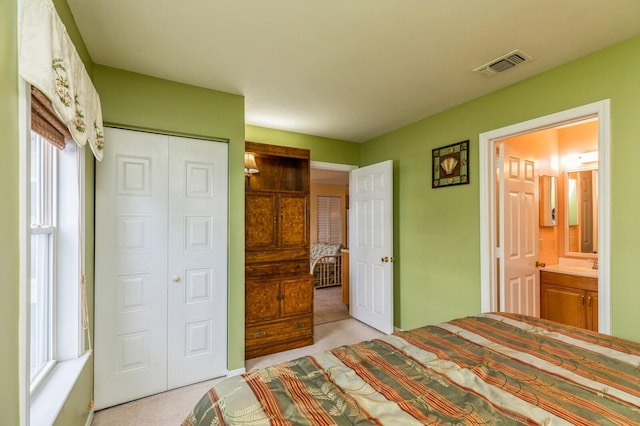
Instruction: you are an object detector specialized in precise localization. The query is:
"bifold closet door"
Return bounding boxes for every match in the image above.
[166,136,228,388]
[95,128,228,409]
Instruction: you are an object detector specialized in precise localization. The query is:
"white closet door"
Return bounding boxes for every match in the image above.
[95,128,228,409]
[95,128,169,409]
[167,136,227,388]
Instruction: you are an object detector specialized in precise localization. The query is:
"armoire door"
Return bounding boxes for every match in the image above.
[278,193,308,247]
[245,192,277,249]
[95,128,228,409]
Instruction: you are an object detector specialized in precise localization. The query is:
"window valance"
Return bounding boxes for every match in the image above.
[19,0,104,161]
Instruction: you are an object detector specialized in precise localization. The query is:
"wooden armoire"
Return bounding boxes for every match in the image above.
[244,141,313,359]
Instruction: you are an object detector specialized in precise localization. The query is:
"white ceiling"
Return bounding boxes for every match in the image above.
[67,0,640,142]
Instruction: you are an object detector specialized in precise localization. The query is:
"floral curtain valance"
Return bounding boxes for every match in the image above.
[19,0,104,161]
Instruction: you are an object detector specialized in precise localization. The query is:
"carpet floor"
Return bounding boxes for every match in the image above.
[314,284,350,325]
[91,316,382,425]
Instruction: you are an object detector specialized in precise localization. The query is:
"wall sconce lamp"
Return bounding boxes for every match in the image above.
[244,153,259,186]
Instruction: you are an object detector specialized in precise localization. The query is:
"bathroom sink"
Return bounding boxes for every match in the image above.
[539,257,598,278]
[539,264,598,278]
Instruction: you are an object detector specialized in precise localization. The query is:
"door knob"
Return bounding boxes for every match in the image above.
[171,275,181,283]
[381,257,389,263]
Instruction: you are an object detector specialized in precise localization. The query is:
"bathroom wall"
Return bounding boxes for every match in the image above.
[502,128,560,266]
[501,120,598,265]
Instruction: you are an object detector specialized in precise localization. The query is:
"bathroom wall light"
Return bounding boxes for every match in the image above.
[561,151,598,168]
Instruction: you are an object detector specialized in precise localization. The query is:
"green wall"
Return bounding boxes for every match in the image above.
[361,35,640,342]
[0,0,95,423]
[52,0,93,76]
[0,0,20,423]
[92,65,247,372]
[246,125,361,165]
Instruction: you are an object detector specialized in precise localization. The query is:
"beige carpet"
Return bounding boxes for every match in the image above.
[91,318,383,425]
[314,284,350,325]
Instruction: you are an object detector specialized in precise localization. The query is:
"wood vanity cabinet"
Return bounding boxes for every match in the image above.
[244,141,313,359]
[540,270,598,332]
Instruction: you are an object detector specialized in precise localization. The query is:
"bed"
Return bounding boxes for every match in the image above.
[310,242,343,288]
[182,312,640,425]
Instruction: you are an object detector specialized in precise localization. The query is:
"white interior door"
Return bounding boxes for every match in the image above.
[167,136,227,388]
[349,160,394,334]
[95,128,169,409]
[95,128,228,409]
[499,142,539,316]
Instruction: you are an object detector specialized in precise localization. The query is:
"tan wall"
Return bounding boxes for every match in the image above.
[557,121,599,258]
[310,183,348,246]
[503,128,560,266]
[502,121,598,265]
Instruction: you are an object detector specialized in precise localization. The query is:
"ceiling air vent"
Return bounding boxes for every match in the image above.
[474,49,533,77]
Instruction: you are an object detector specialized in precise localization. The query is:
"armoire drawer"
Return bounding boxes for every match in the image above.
[245,247,308,264]
[245,316,312,351]
[245,260,309,277]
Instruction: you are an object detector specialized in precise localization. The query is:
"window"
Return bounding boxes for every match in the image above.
[26,87,86,405]
[22,85,90,423]
[29,132,57,388]
[317,196,342,244]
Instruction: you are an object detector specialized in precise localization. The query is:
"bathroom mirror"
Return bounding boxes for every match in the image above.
[565,167,598,255]
[539,175,558,226]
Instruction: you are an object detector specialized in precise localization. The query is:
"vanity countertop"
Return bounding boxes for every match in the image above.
[539,264,598,278]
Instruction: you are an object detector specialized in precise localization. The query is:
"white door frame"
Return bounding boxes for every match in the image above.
[311,161,358,174]
[479,100,611,334]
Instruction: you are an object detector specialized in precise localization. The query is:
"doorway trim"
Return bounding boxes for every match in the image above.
[479,100,611,334]
[310,160,358,173]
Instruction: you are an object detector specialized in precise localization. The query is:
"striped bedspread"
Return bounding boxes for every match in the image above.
[183,313,640,425]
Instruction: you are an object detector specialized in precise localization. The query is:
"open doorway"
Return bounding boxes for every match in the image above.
[479,100,611,334]
[310,162,354,325]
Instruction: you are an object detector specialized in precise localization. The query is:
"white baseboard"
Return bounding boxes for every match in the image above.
[227,367,245,377]
[85,410,94,426]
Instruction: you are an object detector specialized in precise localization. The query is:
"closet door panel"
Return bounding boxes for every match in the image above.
[95,128,169,410]
[167,137,228,389]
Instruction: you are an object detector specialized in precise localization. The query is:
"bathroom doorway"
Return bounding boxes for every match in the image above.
[479,100,612,334]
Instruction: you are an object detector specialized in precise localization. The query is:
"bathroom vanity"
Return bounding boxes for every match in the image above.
[540,264,598,331]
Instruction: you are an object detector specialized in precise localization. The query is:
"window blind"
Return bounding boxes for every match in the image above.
[31,86,70,150]
[317,196,341,244]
